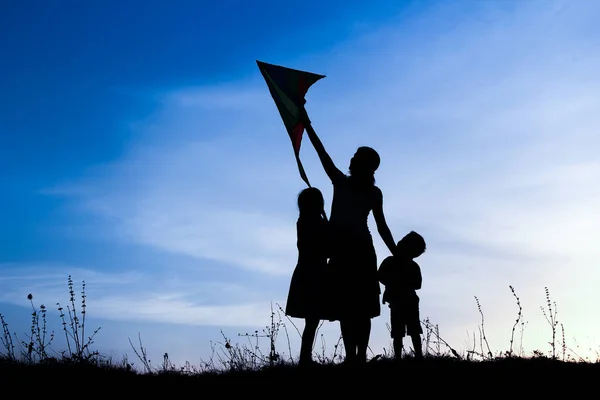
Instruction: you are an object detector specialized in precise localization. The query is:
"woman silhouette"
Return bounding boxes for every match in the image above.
[303,121,398,364]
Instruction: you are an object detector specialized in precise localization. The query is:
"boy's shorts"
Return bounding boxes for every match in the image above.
[390,300,422,338]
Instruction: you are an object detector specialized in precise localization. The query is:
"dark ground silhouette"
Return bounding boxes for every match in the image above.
[2,355,598,394]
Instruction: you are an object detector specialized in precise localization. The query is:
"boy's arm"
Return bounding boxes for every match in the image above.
[414,264,422,290]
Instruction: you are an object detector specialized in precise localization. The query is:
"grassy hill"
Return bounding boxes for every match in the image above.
[1,277,598,394]
[2,355,599,395]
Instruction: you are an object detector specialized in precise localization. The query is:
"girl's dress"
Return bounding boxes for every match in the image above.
[327,174,381,321]
[285,215,330,319]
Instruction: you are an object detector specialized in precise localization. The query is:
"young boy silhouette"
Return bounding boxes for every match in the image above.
[377,231,426,359]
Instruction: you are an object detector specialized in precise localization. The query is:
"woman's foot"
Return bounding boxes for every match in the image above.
[342,354,366,367]
[298,357,318,368]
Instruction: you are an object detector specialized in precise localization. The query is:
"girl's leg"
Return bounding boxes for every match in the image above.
[299,318,319,364]
[340,319,356,364]
[356,318,371,363]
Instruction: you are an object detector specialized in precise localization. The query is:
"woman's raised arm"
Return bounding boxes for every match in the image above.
[304,122,344,183]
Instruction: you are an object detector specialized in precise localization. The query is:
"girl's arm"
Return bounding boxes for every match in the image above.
[304,122,344,183]
[296,221,303,251]
[372,187,397,256]
[297,219,322,254]
[296,220,312,253]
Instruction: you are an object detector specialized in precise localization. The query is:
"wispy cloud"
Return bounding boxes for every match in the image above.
[0,263,283,328]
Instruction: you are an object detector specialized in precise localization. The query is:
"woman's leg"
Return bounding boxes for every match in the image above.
[299,318,319,364]
[340,319,356,363]
[356,318,371,363]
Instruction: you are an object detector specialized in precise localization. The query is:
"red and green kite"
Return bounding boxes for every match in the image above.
[256,60,325,187]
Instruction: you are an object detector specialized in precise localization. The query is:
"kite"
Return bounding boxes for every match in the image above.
[256,60,325,187]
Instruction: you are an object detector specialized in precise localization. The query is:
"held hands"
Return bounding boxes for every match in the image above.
[391,245,401,259]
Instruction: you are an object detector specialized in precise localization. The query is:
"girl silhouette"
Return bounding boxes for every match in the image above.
[303,122,397,364]
[285,187,330,365]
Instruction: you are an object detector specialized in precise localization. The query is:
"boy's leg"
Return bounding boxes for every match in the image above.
[390,306,403,360]
[410,334,423,359]
[408,300,423,359]
[300,318,319,364]
[393,337,403,360]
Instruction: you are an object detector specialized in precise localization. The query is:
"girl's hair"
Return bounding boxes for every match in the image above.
[297,187,324,217]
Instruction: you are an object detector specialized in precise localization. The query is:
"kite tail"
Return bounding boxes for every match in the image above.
[295,153,311,188]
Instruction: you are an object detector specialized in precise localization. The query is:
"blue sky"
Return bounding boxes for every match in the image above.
[2,0,600,367]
